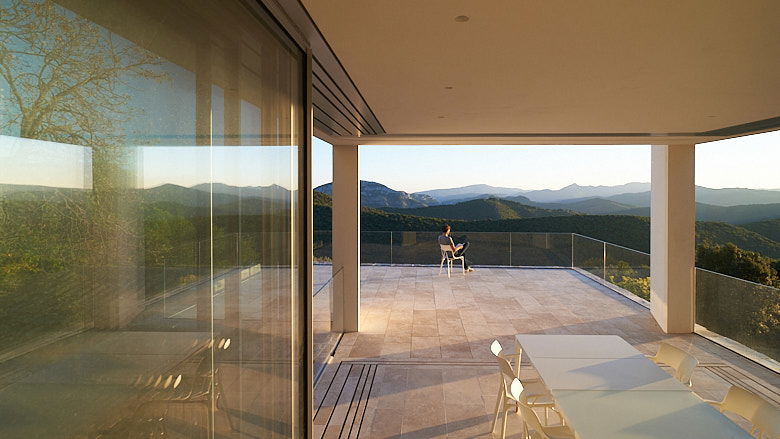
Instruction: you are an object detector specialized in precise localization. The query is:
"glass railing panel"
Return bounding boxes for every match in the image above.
[313,267,342,379]
[461,232,511,266]
[510,232,572,266]
[605,243,651,301]
[696,268,780,361]
[361,231,392,263]
[390,231,439,265]
[314,230,333,262]
[572,234,605,279]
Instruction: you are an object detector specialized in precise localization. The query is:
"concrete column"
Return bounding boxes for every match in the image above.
[650,144,696,333]
[332,144,360,332]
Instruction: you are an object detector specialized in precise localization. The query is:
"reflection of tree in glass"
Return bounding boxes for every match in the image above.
[0,0,165,145]
[0,0,169,349]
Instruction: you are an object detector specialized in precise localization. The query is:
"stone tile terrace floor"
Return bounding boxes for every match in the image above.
[313,266,780,439]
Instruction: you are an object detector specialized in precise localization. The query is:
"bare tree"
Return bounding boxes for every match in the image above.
[0,0,165,147]
[0,0,173,333]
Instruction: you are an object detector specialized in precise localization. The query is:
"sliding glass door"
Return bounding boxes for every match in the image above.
[0,0,306,437]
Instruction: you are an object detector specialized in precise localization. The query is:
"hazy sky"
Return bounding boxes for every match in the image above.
[313,130,780,193]
[1,131,777,191]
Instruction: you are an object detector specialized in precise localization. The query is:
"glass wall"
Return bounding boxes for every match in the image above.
[696,268,780,361]
[312,267,342,380]
[0,1,305,437]
[572,234,605,279]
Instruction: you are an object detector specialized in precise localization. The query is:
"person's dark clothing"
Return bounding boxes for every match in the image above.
[438,233,471,269]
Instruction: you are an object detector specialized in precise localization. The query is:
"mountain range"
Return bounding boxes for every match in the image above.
[383,197,576,221]
[311,191,780,259]
[415,184,528,204]
[314,181,437,208]
[3,181,778,259]
[557,187,780,208]
[313,180,780,209]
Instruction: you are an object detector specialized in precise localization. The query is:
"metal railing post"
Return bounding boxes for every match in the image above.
[603,241,607,279]
[571,234,574,268]
[389,231,393,265]
[509,232,512,266]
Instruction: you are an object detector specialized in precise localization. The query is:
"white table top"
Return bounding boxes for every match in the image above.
[552,390,754,439]
[530,357,688,391]
[516,334,643,359]
[515,334,753,439]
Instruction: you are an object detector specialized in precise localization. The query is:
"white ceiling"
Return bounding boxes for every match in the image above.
[302,0,780,137]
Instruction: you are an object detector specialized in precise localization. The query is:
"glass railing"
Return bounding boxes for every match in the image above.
[605,242,651,301]
[321,231,574,267]
[696,268,780,362]
[313,266,343,381]
[510,232,573,267]
[572,233,606,279]
[314,230,779,362]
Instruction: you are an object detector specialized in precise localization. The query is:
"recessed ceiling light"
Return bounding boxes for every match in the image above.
[455,15,469,22]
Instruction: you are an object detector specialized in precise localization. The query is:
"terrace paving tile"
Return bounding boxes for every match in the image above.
[313,266,779,439]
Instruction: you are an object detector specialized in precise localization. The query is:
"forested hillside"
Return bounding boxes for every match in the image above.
[382,197,575,221]
[743,219,780,242]
[313,192,780,258]
[618,202,780,224]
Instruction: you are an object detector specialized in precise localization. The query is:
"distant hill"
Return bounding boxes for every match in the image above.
[743,219,780,242]
[523,197,637,215]
[616,202,780,225]
[191,182,290,200]
[567,186,780,208]
[313,190,332,207]
[696,221,780,258]
[144,183,248,208]
[313,192,780,258]
[695,187,780,206]
[0,184,90,202]
[414,184,527,204]
[603,192,652,207]
[522,182,650,203]
[315,180,437,208]
[383,197,576,221]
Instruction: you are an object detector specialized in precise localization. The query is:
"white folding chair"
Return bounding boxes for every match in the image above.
[491,339,542,382]
[704,385,767,426]
[648,342,698,386]
[752,401,780,439]
[438,244,465,278]
[491,354,560,436]
[509,379,575,439]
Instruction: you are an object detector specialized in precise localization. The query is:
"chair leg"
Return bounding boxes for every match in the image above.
[491,383,503,432]
[461,258,465,274]
[447,260,451,278]
[439,257,445,274]
[501,408,509,439]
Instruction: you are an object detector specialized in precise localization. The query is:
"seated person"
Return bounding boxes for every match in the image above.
[437,224,473,272]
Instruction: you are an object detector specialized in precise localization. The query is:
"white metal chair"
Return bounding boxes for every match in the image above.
[512,379,575,439]
[491,353,559,436]
[752,401,780,439]
[704,385,767,426]
[439,244,465,278]
[648,342,698,386]
[491,339,541,382]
